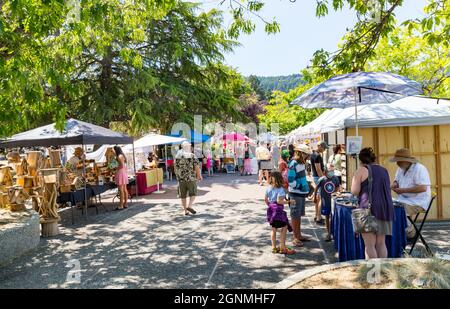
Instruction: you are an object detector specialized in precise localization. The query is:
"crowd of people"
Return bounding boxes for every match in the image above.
[109,138,432,261]
[263,141,431,259]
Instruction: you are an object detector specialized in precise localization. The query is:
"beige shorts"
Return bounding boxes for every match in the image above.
[403,204,425,217]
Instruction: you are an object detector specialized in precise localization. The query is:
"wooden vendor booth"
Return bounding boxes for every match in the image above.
[0,118,135,234]
[319,96,450,220]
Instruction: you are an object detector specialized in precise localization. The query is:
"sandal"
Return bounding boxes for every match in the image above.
[325,235,332,242]
[114,207,124,211]
[280,247,296,255]
[272,247,280,254]
[293,240,304,247]
[186,207,197,214]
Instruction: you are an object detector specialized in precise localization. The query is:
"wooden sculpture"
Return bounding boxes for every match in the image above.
[6,186,28,212]
[14,158,28,176]
[0,192,8,208]
[7,151,21,163]
[49,149,62,167]
[36,169,60,237]
[27,151,42,177]
[0,166,13,186]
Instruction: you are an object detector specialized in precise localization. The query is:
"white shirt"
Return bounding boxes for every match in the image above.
[256,146,270,161]
[394,163,431,210]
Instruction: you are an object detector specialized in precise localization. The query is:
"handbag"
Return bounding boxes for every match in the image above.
[351,165,378,234]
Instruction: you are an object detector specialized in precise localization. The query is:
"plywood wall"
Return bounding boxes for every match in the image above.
[440,125,450,219]
[346,125,447,220]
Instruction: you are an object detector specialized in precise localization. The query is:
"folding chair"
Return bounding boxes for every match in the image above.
[408,193,436,256]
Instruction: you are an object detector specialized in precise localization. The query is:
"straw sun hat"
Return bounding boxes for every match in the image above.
[389,148,418,163]
[294,144,312,155]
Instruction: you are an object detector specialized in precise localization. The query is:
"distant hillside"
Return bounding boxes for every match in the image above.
[257,74,305,94]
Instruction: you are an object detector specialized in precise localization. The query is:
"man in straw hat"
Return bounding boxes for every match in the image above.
[390,148,431,239]
[67,147,86,176]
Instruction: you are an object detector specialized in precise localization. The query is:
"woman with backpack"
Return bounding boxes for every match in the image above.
[287,144,312,247]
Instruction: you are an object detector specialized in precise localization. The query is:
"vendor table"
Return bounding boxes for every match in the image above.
[57,182,117,223]
[136,168,163,195]
[331,198,407,262]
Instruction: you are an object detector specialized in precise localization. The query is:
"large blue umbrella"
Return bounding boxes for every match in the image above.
[291,72,423,136]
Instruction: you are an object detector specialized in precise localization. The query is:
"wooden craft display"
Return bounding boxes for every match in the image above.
[14,158,28,176]
[0,192,8,208]
[0,167,13,186]
[49,149,62,167]
[40,168,59,184]
[27,151,42,177]
[7,151,21,163]
[5,186,28,212]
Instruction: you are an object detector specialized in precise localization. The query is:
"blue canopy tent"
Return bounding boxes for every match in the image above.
[169,130,210,144]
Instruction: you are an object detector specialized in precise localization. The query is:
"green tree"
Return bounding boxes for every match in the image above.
[0,1,251,137]
[247,74,266,100]
[368,26,449,97]
[259,85,324,135]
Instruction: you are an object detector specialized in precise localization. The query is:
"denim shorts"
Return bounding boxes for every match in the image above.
[288,193,306,219]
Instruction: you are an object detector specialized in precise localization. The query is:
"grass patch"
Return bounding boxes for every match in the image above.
[358,258,450,289]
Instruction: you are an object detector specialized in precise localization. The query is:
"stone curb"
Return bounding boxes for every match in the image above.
[0,210,40,267]
[272,258,430,289]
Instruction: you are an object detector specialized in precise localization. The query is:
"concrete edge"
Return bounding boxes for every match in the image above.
[272,258,431,289]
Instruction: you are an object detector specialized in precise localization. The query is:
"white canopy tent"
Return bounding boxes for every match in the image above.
[288,96,450,141]
[123,134,187,179]
[320,96,450,133]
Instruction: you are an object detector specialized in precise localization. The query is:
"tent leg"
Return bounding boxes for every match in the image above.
[165,145,169,180]
[132,142,138,199]
[82,143,88,219]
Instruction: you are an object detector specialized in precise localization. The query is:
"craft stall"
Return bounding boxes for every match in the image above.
[0,119,134,235]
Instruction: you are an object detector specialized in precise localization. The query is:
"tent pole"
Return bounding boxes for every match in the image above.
[82,143,88,218]
[132,141,138,198]
[165,145,169,180]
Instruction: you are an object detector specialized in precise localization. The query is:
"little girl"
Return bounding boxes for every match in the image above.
[265,171,296,255]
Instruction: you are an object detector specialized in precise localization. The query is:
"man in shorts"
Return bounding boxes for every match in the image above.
[175,141,202,216]
[310,141,327,224]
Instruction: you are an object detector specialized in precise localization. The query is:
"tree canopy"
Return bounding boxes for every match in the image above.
[0,0,251,137]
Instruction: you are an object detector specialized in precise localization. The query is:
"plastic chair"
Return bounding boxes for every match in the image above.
[408,193,436,256]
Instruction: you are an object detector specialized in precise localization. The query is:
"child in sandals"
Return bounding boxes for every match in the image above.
[265,171,296,255]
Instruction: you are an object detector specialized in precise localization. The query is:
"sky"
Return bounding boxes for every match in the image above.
[195,0,427,76]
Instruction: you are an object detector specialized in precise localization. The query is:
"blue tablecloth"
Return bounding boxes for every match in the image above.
[331,200,407,262]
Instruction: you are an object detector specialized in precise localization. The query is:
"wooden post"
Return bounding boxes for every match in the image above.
[434,125,443,219]
[404,127,411,149]
[373,127,380,163]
